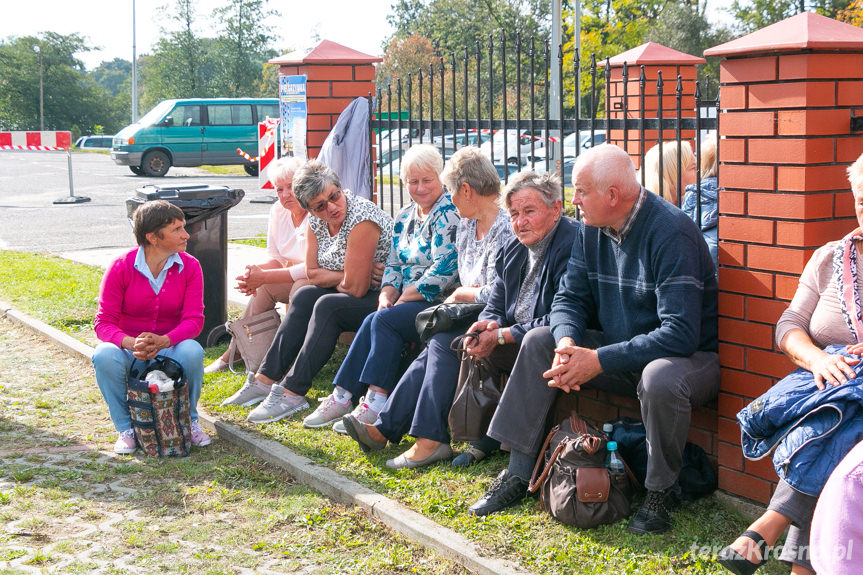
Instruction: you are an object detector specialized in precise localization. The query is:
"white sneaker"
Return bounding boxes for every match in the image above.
[303,394,352,428]
[204,357,229,375]
[114,429,137,454]
[246,386,309,424]
[220,373,271,407]
[332,397,379,434]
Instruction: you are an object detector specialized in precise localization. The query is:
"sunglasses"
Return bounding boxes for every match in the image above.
[309,189,343,214]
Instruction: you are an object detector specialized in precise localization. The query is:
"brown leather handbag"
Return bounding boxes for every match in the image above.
[528,412,637,528]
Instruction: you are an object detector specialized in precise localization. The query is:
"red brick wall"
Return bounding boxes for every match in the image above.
[278,63,376,159]
[716,51,863,505]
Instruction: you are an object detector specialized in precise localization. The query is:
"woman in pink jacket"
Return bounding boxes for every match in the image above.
[92,200,210,454]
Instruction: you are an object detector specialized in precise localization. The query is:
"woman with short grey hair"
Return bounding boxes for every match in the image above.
[205,155,310,374]
[222,160,395,426]
[502,171,562,209]
[292,160,342,209]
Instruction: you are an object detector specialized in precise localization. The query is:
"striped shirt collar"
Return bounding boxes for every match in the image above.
[601,186,647,244]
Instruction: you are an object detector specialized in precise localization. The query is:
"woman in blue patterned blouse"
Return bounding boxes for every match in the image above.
[303,144,461,430]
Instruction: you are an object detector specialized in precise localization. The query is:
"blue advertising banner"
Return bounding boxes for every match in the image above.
[279,74,307,158]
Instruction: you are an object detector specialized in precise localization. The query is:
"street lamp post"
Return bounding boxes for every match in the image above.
[33,44,44,131]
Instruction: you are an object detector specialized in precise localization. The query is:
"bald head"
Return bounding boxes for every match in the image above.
[571,144,641,229]
[572,144,640,198]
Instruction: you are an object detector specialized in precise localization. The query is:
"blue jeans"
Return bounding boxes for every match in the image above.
[92,340,204,432]
[331,300,431,396]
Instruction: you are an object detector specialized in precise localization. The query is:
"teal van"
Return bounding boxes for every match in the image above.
[111,98,279,177]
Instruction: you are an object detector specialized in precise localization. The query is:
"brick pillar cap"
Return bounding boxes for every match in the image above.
[601,42,706,66]
[705,12,863,58]
[269,39,382,65]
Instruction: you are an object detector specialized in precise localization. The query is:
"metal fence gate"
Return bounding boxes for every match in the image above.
[370,34,719,217]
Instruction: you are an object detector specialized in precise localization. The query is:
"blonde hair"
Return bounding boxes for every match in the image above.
[699,135,718,179]
[643,140,695,204]
[849,152,863,196]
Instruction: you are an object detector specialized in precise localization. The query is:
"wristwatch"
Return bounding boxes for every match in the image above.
[497,328,506,346]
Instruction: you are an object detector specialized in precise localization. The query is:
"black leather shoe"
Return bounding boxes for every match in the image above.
[716,530,769,575]
[627,488,678,534]
[468,469,529,517]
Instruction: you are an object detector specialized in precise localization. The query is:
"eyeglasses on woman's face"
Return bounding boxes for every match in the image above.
[309,188,343,214]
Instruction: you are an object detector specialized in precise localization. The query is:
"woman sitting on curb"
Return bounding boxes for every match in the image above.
[205,156,309,374]
[343,171,579,470]
[301,144,461,432]
[92,200,210,454]
[221,161,392,424]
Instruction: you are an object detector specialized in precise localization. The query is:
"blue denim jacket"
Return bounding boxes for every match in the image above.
[682,177,718,270]
[737,345,863,495]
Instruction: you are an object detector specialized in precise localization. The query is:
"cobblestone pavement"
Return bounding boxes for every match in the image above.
[0,319,462,574]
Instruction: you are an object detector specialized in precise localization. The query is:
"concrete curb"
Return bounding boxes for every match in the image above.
[2,301,531,575]
[2,300,94,360]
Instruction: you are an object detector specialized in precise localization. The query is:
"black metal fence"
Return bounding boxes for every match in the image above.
[370,33,719,215]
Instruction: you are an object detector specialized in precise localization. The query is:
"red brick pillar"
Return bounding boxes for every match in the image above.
[603,42,705,169]
[269,39,381,159]
[704,13,863,505]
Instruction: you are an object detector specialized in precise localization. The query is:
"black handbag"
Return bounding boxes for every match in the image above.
[447,332,508,442]
[415,302,485,342]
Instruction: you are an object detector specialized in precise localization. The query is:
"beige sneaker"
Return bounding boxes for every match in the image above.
[302,394,352,428]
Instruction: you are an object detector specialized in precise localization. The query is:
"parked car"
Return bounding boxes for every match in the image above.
[527,129,606,162]
[75,135,114,150]
[480,130,546,165]
[494,162,521,183]
[111,97,279,177]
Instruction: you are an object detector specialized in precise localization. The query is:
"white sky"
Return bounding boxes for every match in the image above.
[2,0,736,72]
[0,0,397,71]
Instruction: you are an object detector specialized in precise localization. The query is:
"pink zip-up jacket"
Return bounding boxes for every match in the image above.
[94,248,204,348]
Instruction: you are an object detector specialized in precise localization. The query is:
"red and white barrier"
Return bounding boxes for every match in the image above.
[258,117,280,192]
[0,131,71,151]
[236,148,258,162]
[0,131,90,204]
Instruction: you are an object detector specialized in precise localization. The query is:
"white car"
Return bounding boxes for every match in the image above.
[75,135,114,149]
[480,130,546,165]
[528,130,606,162]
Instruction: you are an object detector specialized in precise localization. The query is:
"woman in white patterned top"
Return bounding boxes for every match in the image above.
[303,144,461,432]
[222,161,394,425]
[205,156,310,374]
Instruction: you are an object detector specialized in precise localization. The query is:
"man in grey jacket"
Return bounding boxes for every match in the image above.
[468,144,719,535]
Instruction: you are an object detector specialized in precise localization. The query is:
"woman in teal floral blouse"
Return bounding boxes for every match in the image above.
[302,144,461,431]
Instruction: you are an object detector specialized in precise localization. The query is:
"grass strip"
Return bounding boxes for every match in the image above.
[0,249,781,575]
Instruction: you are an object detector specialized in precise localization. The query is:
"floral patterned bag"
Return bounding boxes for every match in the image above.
[126,357,192,457]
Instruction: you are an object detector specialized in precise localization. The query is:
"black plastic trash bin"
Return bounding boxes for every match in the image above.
[126,183,245,347]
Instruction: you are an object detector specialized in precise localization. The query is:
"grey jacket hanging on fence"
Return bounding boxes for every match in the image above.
[318,97,371,199]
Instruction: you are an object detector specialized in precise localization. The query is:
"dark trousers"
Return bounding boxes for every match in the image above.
[487,326,720,491]
[331,300,432,397]
[375,330,519,445]
[257,285,378,396]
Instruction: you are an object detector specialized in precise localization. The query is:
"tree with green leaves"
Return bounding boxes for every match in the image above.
[730,0,851,32]
[0,32,126,134]
[213,0,279,97]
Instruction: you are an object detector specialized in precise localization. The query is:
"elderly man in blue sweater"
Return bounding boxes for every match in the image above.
[468,143,719,535]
